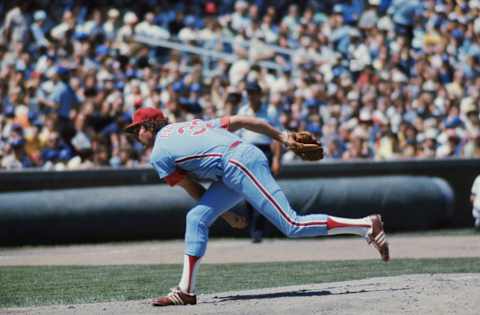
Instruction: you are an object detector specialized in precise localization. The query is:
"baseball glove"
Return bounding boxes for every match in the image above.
[285,131,324,161]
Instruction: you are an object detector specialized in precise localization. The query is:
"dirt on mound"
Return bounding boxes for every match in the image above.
[4,273,480,315]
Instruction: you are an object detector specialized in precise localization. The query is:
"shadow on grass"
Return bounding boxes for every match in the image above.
[212,287,409,303]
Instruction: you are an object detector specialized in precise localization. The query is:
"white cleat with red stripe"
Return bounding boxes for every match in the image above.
[366,215,390,262]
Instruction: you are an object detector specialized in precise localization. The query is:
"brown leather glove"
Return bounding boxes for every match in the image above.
[284,131,324,161]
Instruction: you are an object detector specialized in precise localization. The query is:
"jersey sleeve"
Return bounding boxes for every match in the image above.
[150,149,186,186]
[205,116,231,130]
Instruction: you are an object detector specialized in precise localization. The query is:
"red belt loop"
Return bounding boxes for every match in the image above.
[228,140,242,149]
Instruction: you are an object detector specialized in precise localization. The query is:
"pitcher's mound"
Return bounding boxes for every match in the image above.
[5,273,480,315]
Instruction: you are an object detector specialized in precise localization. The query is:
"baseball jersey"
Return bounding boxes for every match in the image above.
[150,117,241,186]
[236,103,282,145]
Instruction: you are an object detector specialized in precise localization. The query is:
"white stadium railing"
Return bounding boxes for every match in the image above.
[134,32,294,77]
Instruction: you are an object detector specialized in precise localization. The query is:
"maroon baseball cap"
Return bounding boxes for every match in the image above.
[125,107,165,133]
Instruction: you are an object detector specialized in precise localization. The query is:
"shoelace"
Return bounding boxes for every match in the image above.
[167,288,186,305]
[166,287,195,305]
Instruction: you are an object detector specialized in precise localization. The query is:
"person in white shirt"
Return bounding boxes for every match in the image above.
[115,12,138,55]
[50,10,75,42]
[135,12,170,40]
[2,3,29,44]
[471,174,480,229]
[230,0,251,33]
[103,9,120,41]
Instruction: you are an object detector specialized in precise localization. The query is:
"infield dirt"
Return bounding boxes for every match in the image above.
[1,234,480,266]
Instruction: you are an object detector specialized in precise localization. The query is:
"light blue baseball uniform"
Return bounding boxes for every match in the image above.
[150,117,328,257]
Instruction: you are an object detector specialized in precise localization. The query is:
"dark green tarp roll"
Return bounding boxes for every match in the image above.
[282,176,454,230]
[0,176,453,246]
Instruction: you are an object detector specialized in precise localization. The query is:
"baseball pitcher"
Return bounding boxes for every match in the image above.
[125,107,390,307]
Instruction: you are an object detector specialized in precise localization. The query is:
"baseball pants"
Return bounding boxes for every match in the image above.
[184,144,328,257]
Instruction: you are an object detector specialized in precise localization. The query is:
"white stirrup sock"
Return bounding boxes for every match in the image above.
[326,216,372,237]
[178,255,202,294]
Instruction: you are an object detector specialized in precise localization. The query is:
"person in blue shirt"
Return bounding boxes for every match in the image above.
[2,125,34,169]
[44,66,80,147]
[31,10,50,49]
[125,107,390,307]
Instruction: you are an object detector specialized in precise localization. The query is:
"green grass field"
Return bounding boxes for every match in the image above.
[1,257,480,308]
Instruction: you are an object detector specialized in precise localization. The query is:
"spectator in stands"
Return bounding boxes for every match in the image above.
[40,131,72,170]
[31,10,50,49]
[0,124,33,169]
[116,11,138,55]
[1,2,29,45]
[230,0,251,34]
[50,10,75,42]
[103,8,120,41]
[343,127,374,160]
[135,12,170,40]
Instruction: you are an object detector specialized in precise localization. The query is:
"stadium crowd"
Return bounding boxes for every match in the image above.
[0,0,479,170]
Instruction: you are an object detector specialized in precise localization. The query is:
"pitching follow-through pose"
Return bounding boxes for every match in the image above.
[125,107,390,307]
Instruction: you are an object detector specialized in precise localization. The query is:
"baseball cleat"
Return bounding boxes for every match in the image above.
[152,287,197,306]
[367,214,390,262]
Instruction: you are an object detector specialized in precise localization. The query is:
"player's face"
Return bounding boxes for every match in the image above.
[138,125,154,145]
[247,91,262,108]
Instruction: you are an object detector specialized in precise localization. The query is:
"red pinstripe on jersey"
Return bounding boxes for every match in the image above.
[175,153,224,164]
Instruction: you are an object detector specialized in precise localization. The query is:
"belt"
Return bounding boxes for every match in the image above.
[254,143,271,149]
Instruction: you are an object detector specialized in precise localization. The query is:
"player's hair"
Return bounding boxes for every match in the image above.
[142,118,169,134]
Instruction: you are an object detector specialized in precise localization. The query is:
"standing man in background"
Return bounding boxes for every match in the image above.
[471,174,480,230]
[39,66,79,147]
[237,80,282,243]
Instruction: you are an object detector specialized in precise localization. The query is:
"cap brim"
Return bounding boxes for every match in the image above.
[124,122,141,134]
